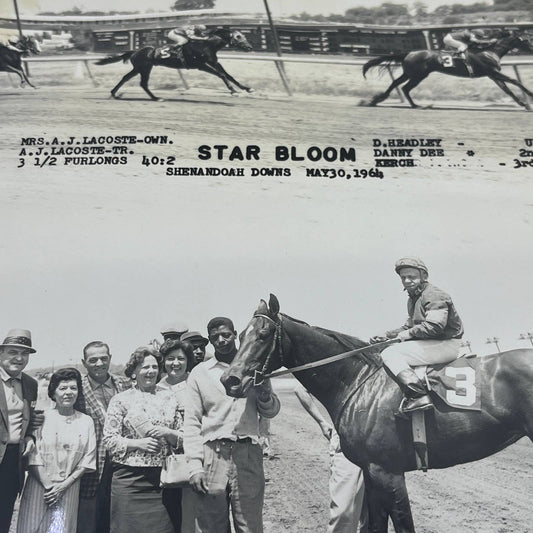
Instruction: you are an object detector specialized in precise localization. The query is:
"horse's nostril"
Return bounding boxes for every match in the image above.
[224,375,242,389]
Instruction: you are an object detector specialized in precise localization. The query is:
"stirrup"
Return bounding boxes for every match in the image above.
[398,395,434,415]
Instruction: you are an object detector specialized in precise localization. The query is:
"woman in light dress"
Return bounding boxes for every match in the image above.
[103,345,184,533]
[16,367,96,533]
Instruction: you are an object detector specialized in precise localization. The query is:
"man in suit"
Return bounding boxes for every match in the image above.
[0,328,39,533]
[77,341,130,533]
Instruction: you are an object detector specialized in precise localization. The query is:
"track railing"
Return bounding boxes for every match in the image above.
[20,53,533,101]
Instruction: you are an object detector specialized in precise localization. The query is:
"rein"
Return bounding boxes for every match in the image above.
[252,313,400,385]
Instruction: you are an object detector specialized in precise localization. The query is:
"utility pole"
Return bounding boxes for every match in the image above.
[460,340,472,354]
[12,0,30,76]
[262,0,292,96]
[485,337,501,353]
[518,332,533,347]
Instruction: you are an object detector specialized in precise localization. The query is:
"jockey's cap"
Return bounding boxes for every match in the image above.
[394,257,428,276]
[195,24,207,31]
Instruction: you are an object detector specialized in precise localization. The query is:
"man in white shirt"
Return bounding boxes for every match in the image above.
[184,316,280,533]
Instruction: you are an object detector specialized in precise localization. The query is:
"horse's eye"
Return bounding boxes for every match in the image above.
[258,329,270,340]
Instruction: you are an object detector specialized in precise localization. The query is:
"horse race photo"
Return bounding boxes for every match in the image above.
[1,0,533,532]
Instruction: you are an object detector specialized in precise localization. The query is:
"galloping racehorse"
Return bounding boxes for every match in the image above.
[0,36,41,88]
[96,28,253,101]
[221,294,533,533]
[363,31,533,110]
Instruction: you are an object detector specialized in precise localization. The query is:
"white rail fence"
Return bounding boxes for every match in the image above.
[19,53,533,102]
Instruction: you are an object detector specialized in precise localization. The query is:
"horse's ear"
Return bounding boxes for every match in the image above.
[257,299,269,315]
[268,294,280,316]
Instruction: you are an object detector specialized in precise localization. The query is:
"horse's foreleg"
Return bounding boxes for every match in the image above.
[489,75,531,110]
[401,75,428,109]
[489,71,533,99]
[366,464,415,533]
[213,61,253,93]
[110,68,139,99]
[5,65,36,88]
[369,73,409,106]
[139,66,160,101]
[197,64,237,94]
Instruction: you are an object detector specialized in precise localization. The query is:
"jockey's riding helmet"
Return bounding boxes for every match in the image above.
[394,257,428,276]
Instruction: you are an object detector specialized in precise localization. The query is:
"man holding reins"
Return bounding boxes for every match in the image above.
[166,24,210,60]
[442,29,497,74]
[371,257,464,414]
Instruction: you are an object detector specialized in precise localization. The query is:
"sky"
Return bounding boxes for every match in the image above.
[3,0,490,17]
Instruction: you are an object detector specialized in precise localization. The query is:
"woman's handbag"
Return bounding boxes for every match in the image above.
[160,452,190,488]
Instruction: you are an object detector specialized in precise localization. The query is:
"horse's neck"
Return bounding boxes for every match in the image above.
[283,318,366,419]
[210,34,228,51]
[489,40,513,59]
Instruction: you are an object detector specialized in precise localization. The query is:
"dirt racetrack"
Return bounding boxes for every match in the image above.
[0,85,531,177]
[264,385,533,533]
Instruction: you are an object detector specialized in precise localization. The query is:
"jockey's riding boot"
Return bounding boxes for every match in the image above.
[394,369,433,414]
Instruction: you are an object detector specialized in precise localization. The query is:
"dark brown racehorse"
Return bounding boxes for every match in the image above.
[95,28,253,101]
[363,31,533,110]
[0,36,41,88]
[221,294,533,533]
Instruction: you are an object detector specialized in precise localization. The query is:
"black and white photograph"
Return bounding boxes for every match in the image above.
[1,0,533,531]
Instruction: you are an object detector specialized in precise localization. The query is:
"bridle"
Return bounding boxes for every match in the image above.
[250,312,398,386]
[251,313,284,385]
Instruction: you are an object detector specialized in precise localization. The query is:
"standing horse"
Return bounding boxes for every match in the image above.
[0,36,41,88]
[95,28,253,101]
[221,294,533,533]
[363,31,533,110]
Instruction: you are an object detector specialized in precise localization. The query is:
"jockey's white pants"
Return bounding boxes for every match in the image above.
[443,35,468,53]
[381,339,462,376]
[167,33,188,46]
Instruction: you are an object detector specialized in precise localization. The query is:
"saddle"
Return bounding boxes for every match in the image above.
[153,45,186,63]
[408,355,480,472]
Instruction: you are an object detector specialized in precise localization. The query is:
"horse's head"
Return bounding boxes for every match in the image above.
[493,30,533,55]
[19,36,41,55]
[221,294,282,398]
[230,30,253,52]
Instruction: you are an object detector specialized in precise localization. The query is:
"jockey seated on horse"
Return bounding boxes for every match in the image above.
[166,24,209,59]
[0,38,21,53]
[370,257,464,414]
[443,29,497,72]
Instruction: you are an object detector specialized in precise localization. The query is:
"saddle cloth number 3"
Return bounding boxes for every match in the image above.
[442,55,454,68]
[444,366,476,406]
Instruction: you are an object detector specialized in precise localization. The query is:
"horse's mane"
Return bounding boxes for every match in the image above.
[280,312,382,367]
[210,28,231,41]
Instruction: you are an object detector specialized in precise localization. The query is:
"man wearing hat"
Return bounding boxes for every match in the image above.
[0,329,39,533]
[160,321,189,342]
[370,258,464,413]
[181,331,209,367]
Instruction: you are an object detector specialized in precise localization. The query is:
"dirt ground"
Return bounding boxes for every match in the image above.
[264,385,533,533]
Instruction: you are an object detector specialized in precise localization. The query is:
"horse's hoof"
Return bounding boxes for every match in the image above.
[111,92,120,99]
[358,99,368,106]
[152,97,164,102]
[246,88,254,93]
[230,92,239,97]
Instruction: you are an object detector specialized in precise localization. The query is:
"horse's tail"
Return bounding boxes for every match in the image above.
[95,51,135,66]
[362,53,408,78]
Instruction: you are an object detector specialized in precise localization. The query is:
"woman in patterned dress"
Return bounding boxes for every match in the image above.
[16,367,96,533]
[103,346,183,533]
